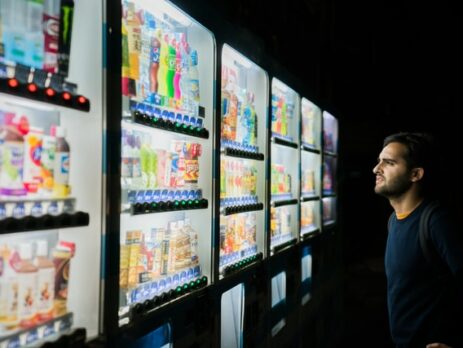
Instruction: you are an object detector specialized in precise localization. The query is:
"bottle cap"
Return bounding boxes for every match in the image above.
[36,240,48,257]
[55,126,66,138]
[19,243,33,260]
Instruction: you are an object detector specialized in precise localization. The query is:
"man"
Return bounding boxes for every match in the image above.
[373,132,463,348]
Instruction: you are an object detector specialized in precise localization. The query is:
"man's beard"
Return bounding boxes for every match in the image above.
[374,174,412,198]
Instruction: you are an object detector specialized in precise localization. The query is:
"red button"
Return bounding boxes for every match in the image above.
[8,78,19,88]
[62,92,72,101]
[45,88,56,97]
[27,83,38,93]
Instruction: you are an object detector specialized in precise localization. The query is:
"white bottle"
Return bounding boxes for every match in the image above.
[52,126,70,198]
[34,240,55,322]
[17,243,38,329]
[24,0,45,69]
[0,244,20,330]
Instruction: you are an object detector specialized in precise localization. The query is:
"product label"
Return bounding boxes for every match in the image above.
[18,271,37,327]
[37,267,55,319]
[0,141,25,194]
[54,152,70,185]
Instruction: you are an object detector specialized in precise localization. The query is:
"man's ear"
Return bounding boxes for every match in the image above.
[411,167,424,182]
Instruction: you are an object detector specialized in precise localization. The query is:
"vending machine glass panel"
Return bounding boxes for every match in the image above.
[270,78,300,253]
[118,0,215,324]
[219,44,268,277]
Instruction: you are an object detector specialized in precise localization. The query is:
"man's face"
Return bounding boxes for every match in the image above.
[372,142,413,198]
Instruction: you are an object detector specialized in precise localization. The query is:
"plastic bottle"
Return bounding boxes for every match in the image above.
[42,0,60,73]
[41,129,56,194]
[23,127,44,194]
[1,0,27,65]
[0,113,27,197]
[125,3,141,87]
[0,244,19,330]
[156,29,168,97]
[173,39,182,102]
[178,33,190,110]
[52,241,74,316]
[166,36,177,99]
[149,24,161,94]
[188,49,200,117]
[52,126,70,198]
[34,240,55,322]
[24,0,45,69]
[17,243,38,329]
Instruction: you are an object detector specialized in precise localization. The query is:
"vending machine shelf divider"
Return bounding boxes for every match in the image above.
[124,276,208,324]
[271,237,297,254]
[128,199,208,215]
[221,147,265,161]
[322,193,337,198]
[323,151,337,157]
[301,195,320,202]
[271,136,298,149]
[301,144,321,154]
[323,220,337,228]
[221,202,264,216]
[0,212,90,234]
[130,111,209,139]
[301,229,321,240]
[220,252,263,277]
[271,198,299,208]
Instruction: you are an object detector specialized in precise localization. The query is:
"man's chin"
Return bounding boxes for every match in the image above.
[374,186,388,197]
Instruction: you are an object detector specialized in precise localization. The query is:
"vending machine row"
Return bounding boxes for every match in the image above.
[1,0,338,347]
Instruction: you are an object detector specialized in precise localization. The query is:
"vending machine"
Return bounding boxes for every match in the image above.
[300,98,322,239]
[0,0,102,346]
[322,111,338,227]
[218,43,268,348]
[269,78,300,254]
[106,0,215,336]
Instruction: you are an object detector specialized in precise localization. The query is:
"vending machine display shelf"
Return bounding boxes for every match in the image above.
[323,220,336,227]
[322,192,336,198]
[323,151,337,157]
[0,313,74,348]
[125,276,208,322]
[271,135,298,149]
[131,111,209,139]
[301,227,321,240]
[271,198,298,208]
[221,202,264,216]
[271,237,297,253]
[128,199,208,215]
[301,195,319,202]
[221,147,264,161]
[301,142,321,154]
[0,212,90,234]
[221,253,263,276]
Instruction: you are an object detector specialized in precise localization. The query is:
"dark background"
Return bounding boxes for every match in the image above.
[200,0,462,345]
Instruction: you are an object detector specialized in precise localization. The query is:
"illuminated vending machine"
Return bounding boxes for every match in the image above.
[300,98,322,239]
[112,0,215,341]
[219,44,268,348]
[322,111,338,227]
[269,78,300,254]
[0,0,102,347]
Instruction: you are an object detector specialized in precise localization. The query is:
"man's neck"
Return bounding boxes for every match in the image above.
[389,191,424,215]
